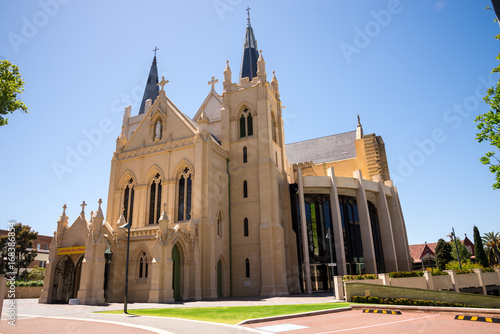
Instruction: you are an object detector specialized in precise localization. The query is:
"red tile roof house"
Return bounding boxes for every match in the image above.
[409,242,437,270]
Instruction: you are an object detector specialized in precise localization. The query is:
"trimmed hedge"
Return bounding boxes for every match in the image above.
[343,274,378,281]
[389,271,423,278]
[455,269,474,275]
[429,268,448,276]
[351,295,482,308]
[481,267,495,273]
[6,280,44,287]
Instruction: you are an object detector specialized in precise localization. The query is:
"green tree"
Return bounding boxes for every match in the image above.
[0,222,38,280]
[482,231,500,265]
[28,265,45,281]
[0,59,28,126]
[473,226,489,267]
[450,237,471,263]
[434,238,453,271]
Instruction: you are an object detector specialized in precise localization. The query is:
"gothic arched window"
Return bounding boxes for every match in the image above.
[148,173,162,225]
[123,178,135,226]
[239,108,253,138]
[243,180,248,198]
[245,258,250,278]
[271,113,277,143]
[138,251,148,279]
[178,167,192,221]
[244,217,249,237]
[243,146,248,163]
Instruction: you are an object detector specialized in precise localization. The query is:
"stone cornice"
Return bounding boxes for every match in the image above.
[117,137,196,160]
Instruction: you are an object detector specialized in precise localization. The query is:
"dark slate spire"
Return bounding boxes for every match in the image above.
[240,8,259,81]
[138,55,159,115]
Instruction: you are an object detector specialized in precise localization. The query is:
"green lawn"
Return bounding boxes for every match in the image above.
[99,302,350,324]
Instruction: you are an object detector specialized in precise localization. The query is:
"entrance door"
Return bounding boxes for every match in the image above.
[52,256,74,303]
[217,260,222,298]
[172,245,181,301]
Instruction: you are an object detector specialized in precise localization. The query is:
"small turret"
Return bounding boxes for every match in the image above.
[57,204,69,242]
[223,60,232,91]
[356,115,364,140]
[271,71,279,99]
[92,198,104,236]
[257,50,266,82]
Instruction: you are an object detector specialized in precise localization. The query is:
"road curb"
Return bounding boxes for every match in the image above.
[351,304,500,315]
[237,306,352,325]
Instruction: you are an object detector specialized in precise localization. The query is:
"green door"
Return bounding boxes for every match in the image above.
[172,245,181,301]
[217,260,222,298]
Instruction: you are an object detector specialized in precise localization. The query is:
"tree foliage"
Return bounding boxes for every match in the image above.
[473,226,489,267]
[0,59,28,126]
[475,34,500,189]
[434,238,453,271]
[482,231,500,265]
[0,222,38,280]
[450,237,471,263]
[28,265,45,281]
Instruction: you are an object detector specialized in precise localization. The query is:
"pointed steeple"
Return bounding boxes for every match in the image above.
[356,115,364,139]
[138,55,159,115]
[240,8,259,81]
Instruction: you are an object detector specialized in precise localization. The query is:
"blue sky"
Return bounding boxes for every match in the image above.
[0,0,499,246]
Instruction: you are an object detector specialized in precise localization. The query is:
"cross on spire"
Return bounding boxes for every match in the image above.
[80,201,87,213]
[158,76,169,91]
[152,46,159,57]
[208,76,218,91]
[246,7,251,20]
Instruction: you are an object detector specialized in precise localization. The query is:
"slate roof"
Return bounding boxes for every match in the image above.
[138,56,159,115]
[285,131,357,164]
[240,19,259,81]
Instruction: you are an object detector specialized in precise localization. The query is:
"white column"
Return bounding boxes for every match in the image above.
[327,167,347,277]
[353,170,377,274]
[372,175,398,273]
[297,167,312,294]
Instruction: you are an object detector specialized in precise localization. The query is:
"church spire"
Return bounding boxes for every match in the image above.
[240,8,259,81]
[138,50,160,115]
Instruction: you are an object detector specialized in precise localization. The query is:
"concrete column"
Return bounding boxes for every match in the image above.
[385,180,411,271]
[473,269,487,295]
[445,270,459,292]
[423,271,435,290]
[333,276,344,300]
[297,167,312,294]
[372,175,398,273]
[353,170,377,274]
[327,167,347,277]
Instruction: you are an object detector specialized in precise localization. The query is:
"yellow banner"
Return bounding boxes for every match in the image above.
[57,246,86,255]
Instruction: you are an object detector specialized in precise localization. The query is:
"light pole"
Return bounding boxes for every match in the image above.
[325,228,336,297]
[119,210,131,314]
[447,227,462,270]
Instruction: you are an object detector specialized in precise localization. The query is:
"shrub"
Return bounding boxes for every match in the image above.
[481,267,495,273]
[28,266,45,281]
[446,259,484,271]
[428,268,448,276]
[343,274,378,281]
[389,271,423,278]
[351,295,482,308]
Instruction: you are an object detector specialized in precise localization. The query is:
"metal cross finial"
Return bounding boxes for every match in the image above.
[63,204,67,210]
[208,76,218,91]
[153,46,159,57]
[246,6,251,20]
[158,76,169,91]
[81,201,87,213]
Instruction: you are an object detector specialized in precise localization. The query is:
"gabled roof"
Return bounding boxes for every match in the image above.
[409,242,438,263]
[285,131,357,164]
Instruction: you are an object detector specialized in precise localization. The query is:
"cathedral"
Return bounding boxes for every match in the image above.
[40,15,411,304]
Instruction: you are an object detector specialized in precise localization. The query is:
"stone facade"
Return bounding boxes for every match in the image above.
[40,17,411,304]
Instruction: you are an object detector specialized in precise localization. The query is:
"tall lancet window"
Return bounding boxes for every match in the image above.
[148,173,162,225]
[271,113,277,143]
[138,251,149,279]
[123,178,135,226]
[177,167,192,221]
[239,108,253,138]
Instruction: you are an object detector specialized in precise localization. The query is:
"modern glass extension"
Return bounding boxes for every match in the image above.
[290,189,385,292]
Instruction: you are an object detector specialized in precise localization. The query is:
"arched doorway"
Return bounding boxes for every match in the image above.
[172,244,181,301]
[72,256,83,299]
[52,256,74,303]
[217,260,223,298]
